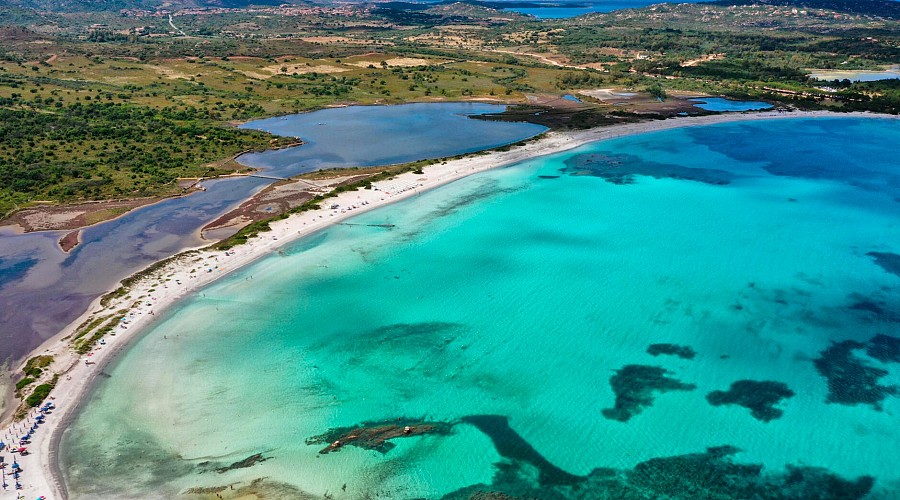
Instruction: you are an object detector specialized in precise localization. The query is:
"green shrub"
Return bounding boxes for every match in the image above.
[26,376,58,407]
[15,377,34,391]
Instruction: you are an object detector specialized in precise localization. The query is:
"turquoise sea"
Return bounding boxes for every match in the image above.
[60,117,900,499]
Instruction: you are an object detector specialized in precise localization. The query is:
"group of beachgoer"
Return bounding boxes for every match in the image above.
[1,401,55,497]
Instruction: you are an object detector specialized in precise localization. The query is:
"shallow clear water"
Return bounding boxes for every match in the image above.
[61,117,900,499]
[690,98,773,112]
[0,103,541,362]
[810,66,900,83]
[476,0,711,19]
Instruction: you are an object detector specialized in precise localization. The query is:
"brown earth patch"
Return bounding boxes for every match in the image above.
[1,198,162,233]
[59,230,81,252]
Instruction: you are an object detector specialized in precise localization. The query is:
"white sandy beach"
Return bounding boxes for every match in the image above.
[5,109,896,499]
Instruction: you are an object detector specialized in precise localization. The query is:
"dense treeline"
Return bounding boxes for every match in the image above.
[0,102,277,212]
[553,27,897,70]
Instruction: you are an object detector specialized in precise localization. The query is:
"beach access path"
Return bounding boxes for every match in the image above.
[7,109,896,499]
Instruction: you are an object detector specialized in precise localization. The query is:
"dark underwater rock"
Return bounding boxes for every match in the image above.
[601,365,696,422]
[647,343,697,360]
[460,415,584,487]
[560,152,735,186]
[306,418,453,454]
[706,380,795,422]
[213,453,268,473]
[813,339,898,410]
[442,444,875,500]
[866,334,900,363]
[867,251,900,278]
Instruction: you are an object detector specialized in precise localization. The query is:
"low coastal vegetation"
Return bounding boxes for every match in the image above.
[10,355,59,421]
[14,355,54,398]
[24,375,57,409]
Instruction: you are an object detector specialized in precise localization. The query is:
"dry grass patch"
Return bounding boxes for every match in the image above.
[256,62,349,77]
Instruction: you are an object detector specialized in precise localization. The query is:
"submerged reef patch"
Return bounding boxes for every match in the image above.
[306,418,453,454]
[866,334,900,363]
[460,415,584,487]
[368,321,461,345]
[813,339,899,410]
[867,252,900,278]
[560,152,735,186]
[848,293,900,323]
[442,444,874,500]
[183,477,312,499]
[324,321,463,356]
[195,453,270,474]
[706,380,795,422]
[647,343,696,360]
[601,365,696,422]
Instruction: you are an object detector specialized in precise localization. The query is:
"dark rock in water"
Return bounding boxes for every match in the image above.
[866,334,900,363]
[560,152,735,186]
[627,446,874,500]
[306,418,453,454]
[647,343,696,360]
[460,415,584,487]
[601,365,696,422]
[197,453,270,474]
[184,485,228,494]
[848,294,900,323]
[706,380,795,422]
[442,442,874,500]
[537,175,559,179]
[867,251,900,278]
[214,453,268,474]
[813,339,899,410]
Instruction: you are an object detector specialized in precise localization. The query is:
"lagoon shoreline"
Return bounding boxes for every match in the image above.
[7,109,897,499]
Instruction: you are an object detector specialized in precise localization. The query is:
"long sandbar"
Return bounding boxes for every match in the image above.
[8,109,897,499]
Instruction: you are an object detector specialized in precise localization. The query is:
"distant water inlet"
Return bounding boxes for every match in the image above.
[236,103,547,177]
[809,65,900,83]
[690,97,773,112]
[62,117,900,498]
[0,103,543,363]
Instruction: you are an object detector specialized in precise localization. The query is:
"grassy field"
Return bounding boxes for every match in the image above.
[0,46,583,215]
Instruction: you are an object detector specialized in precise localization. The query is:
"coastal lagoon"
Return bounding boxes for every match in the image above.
[61,117,900,498]
[0,103,541,362]
[440,0,712,19]
[237,103,546,176]
[690,98,772,112]
[810,66,900,83]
